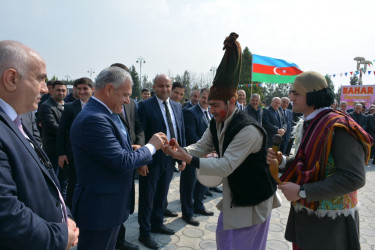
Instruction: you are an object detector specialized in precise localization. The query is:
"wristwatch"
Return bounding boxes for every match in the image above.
[298,185,306,199]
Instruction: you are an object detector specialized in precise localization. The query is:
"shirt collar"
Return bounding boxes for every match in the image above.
[197,103,209,113]
[0,98,18,121]
[91,96,113,114]
[156,96,170,106]
[303,107,331,121]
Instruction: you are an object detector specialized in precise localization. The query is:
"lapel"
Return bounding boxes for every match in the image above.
[0,109,57,185]
[89,98,132,150]
[195,105,207,125]
[123,103,131,129]
[150,96,167,132]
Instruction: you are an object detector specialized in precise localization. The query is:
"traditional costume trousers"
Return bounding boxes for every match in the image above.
[216,212,271,250]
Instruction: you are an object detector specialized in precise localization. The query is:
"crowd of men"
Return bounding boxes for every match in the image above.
[0,38,372,250]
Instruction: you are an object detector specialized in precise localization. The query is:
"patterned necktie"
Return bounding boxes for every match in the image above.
[163,100,176,139]
[13,115,28,138]
[111,113,128,137]
[204,111,210,124]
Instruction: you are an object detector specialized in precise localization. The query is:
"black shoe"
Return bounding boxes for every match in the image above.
[164,209,178,217]
[116,240,140,250]
[182,216,200,226]
[205,190,213,197]
[209,187,222,193]
[151,225,175,235]
[138,236,159,249]
[194,209,214,216]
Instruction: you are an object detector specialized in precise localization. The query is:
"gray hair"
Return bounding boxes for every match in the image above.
[0,40,30,77]
[95,67,133,90]
[250,93,260,99]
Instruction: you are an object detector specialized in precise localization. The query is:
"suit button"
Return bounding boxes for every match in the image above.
[56,201,61,207]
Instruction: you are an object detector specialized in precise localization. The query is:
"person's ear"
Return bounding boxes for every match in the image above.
[2,68,18,92]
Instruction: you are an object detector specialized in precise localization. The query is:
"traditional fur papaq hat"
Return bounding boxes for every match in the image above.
[208,32,242,101]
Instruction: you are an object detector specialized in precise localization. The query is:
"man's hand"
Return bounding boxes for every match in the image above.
[278,129,286,136]
[164,141,192,164]
[66,218,79,249]
[266,148,283,165]
[148,132,168,151]
[132,144,142,151]
[137,165,149,176]
[58,155,69,169]
[278,182,301,201]
[178,161,186,171]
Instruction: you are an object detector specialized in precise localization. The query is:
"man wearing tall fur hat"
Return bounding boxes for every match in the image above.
[166,32,281,249]
[267,71,372,250]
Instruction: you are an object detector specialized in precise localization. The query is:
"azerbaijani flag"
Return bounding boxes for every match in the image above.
[252,54,303,83]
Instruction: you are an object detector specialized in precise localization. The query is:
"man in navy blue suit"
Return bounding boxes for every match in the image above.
[0,40,79,249]
[180,88,214,226]
[70,67,167,250]
[262,97,287,148]
[279,97,294,155]
[137,74,186,249]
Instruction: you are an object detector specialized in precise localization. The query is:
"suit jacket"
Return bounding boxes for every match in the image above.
[21,111,42,146]
[244,105,263,125]
[39,97,64,156]
[119,98,145,214]
[183,101,194,110]
[57,99,82,161]
[280,108,293,142]
[120,98,145,146]
[262,106,287,147]
[138,95,186,166]
[0,108,69,249]
[349,112,367,130]
[70,97,153,230]
[184,104,210,146]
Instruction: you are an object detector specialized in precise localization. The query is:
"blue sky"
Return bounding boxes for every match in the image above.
[1,0,374,90]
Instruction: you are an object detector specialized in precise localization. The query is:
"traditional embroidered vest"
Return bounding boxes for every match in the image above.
[210,110,276,207]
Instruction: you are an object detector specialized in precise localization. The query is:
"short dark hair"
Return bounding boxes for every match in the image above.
[172,82,185,91]
[110,63,130,73]
[141,88,150,93]
[52,80,66,89]
[74,77,93,88]
[46,80,54,87]
[200,88,209,94]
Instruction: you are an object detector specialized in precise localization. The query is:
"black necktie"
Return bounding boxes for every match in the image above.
[163,100,176,139]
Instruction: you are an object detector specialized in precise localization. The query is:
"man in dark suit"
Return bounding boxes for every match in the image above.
[39,80,68,195]
[70,67,167,250]
[137,74,186,249]
[57,77,93,208]
[0,40,78,249]
[350,103,367,130]
[183,89,200,110]
[244,93,263,125]
[279,97,294,155]
[181,88,214,226]
[262,97,287,148]
[111,62,144,250]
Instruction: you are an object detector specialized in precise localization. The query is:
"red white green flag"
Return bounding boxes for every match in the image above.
[252,54,303,83]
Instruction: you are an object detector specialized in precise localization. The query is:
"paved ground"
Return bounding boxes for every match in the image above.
[118,163,375,249]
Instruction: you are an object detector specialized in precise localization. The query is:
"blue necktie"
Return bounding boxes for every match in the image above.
[111,113,128,138]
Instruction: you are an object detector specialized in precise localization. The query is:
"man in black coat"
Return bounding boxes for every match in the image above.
[244,93,263,125]
[39,80,67,195]
[57,77,93,208]
[350,103,367,130]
